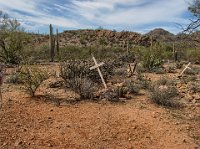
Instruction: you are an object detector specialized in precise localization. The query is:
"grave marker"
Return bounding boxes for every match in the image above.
[127,62,138,76]
[90,55,107,89]
[179,62,191,76]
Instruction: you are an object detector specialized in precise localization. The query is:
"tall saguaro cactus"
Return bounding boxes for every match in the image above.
[56,28,59,56]
[49,24,55,62]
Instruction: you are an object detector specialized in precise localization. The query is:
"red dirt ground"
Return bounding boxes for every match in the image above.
[0,63,199,149]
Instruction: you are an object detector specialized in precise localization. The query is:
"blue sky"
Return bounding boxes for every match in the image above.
[0,0,193,34]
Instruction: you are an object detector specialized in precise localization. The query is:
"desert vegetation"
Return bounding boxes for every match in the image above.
[0,1,199,148]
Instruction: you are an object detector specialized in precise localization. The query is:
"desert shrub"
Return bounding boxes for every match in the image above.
[135,43,177,71]
[19,66,49,96]
[154,67,166,74]
[137,73,151,89]
[166,65,176,73]
[25,44,49,63]
[149,77,180,108]
[60,60,98,100]
[180,75,197,84]
[113,80,141,99]
[101,89,120,102]
[176,62,184,69]
[184,66,200,75]
[186,48,200,63]
[6,71,22,84]
[114,67,127,77]
[188,82,200,93]
[155,76,175,86]
[150,86,179,108]
[123,80,141,95]
[0,11,29,64]
[136,45,164,71]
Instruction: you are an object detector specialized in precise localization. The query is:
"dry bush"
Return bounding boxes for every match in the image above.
[155,76,175,86]
[60,60,98,100]
[19,66,49,96]
[137,73,151,89]
[6,71,22,84]
[188,82,200,93]
[149,77,180,108]
[123,80,141,95]
[184,66,200,75]
[101,89,120,102]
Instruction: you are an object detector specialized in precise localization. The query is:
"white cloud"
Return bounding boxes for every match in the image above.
[0,0,84,29]
[71,0,188,26]
[0,0,190,33]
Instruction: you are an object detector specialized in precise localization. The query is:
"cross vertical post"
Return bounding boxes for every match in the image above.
[90,55,107,89]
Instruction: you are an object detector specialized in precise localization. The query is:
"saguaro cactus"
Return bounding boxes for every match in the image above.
[56,28,59,56]
[49,24,55,62]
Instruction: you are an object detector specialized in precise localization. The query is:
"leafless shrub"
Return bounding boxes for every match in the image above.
[60,60,98,100]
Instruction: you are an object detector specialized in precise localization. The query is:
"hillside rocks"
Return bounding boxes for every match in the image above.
[29,28,200,49]
[30,29,153,48]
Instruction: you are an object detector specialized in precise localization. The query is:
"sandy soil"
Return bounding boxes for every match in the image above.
[0,63,199,149]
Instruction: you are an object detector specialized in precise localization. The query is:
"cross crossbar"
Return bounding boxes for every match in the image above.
[90,55,107,89]
[180,62,191,76]
[90,62,105,70]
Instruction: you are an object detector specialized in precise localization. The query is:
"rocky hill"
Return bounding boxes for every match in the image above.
[146,28,175,43]
[30,28,199,49]
[30,29,154,48]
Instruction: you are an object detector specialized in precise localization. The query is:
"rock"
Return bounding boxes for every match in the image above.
[14,139,22,147]
[183,139,187,143]
[158,85,168,92]
[47,143,53,147]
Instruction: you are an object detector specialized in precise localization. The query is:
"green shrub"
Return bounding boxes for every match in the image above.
[25,44,49,63]
[186,48,200,63]
[19,66,49,96]
[136,45,164,71]
[0,12,29,64]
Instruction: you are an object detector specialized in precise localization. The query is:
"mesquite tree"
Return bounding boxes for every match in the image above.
[0,11,28,64]
[186,0,200,32]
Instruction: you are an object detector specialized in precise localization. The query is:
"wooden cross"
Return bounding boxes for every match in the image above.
[179,62,191,76]
[90,55,107,89]
[127,62,137,76]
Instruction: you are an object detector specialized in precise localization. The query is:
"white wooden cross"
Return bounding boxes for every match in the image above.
[90,55,107,89]
[179,62,191,76]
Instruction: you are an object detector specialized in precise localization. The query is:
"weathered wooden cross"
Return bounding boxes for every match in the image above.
[179,62,191,76]
[127,62,138,76]
[90,55,107,89]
